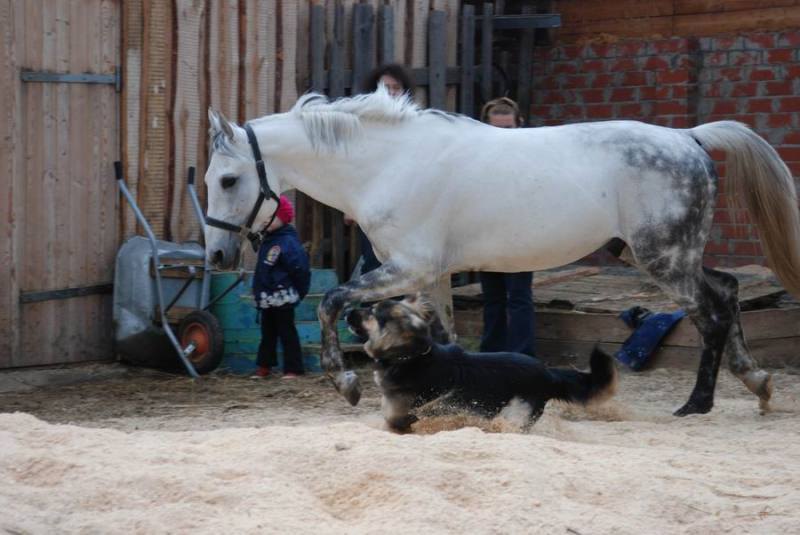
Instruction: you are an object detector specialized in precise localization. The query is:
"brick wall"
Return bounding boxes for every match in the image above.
[531,30,800,268]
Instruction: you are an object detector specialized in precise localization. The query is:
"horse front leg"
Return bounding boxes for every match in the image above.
[317,262,435,406]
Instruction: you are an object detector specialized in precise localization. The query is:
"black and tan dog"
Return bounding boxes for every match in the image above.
[346,295,617,432]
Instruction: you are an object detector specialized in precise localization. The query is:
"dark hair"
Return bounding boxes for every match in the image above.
[362,63,415,96]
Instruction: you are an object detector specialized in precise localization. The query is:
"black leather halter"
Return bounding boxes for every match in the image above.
[205,123,281,251]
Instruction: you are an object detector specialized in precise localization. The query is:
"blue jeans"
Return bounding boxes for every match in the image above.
[479,271,535,356]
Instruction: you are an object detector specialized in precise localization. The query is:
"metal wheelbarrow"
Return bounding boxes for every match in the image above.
[112,162,244,377]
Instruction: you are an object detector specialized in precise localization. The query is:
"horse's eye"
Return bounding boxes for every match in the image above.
[221,175,238,189]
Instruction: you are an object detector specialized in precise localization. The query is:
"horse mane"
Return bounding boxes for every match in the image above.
[286,87,475,152]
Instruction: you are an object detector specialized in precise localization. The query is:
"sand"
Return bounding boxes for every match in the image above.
[1,364,799,534]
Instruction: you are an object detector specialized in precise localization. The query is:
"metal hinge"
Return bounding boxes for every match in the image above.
[20,66,122,92]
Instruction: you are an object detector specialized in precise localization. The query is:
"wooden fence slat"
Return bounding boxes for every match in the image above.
[517,4,535,123]
[172,0,205,242]
[379,4,394,64]
[121,0,143,238]
[459,4,475,116]
[209,0,238,120]
[264,0,277,115]
[480,2,493,103]
[352,3,375,93]
[410,0,430,106]
[278,0,298,112]
[310,4,325,92]
[428,10,447,110]
[393,0,407,65]
[329,4,345,98]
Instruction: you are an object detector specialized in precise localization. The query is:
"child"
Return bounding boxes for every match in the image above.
[252,195,311,379]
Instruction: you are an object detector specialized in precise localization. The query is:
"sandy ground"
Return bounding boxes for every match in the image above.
[1,361,800,534]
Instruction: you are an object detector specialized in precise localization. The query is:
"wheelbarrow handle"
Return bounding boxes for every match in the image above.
[114,161,123,181]
[187,166,196,185]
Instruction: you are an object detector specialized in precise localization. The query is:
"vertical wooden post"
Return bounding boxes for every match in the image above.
[329,3,345,98]
[310,4,325,92]
[459,4,475,116]
[428,10,446,110]
[352,3,375,94]
[480,2,493,103]
[517,5,535,123]
[379,4,394,64]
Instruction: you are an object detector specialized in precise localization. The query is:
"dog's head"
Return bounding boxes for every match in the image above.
[346,294,448,360]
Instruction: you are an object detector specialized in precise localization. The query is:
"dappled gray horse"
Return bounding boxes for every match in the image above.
[203,88,800,416]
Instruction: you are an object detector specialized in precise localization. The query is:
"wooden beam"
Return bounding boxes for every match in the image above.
[427,10,447,109]
[459,4,475,116]
[352,3,375,94]
[480,2,493,103]
[379,4,394,64]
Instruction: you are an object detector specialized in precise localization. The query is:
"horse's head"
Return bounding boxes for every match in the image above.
[205,109,280,269]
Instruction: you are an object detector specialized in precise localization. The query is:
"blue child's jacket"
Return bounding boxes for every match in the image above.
[252,225,311,309]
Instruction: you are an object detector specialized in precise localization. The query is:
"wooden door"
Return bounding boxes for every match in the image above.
[0,0,120,368]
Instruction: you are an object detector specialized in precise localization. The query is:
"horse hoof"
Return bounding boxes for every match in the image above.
[334,371,362,406]
[673,399,713,417]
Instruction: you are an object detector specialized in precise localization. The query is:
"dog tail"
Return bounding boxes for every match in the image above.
[549,347,617,405]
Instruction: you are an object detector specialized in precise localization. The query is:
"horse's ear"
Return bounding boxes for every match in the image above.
[208,107,234,140]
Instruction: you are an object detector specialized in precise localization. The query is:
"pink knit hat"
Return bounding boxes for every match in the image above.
[275,195,294,224]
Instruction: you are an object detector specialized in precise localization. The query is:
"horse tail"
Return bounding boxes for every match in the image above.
[548,347,617,405]
[690,120,800,297]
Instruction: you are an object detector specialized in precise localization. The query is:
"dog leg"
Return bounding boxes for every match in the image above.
[382,394,417,433]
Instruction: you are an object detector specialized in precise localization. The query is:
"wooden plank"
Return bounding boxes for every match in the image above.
[329,3,346,98]
[172,0,206,242]
[310,4,325,92]
[393,0,408,65]
[0,0,20,367]
[459,4,475,116]
[379,4,394,64]
[427,10,447,110]
[352,3,375,94]
[278,0,298,112]
[209,0,239,120]
[244,0,270,119]
[480,2,493,103]
[295,0,310,94]
[409,0,430,106]
[674,0,798,15]
[433,0,461,111]
[674,6,800,35]
[264,0,277,115]
[517,5,535,123]
[121,0,143,239]
[554,0,674,23]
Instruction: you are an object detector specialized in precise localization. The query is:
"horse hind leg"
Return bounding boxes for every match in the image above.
[705,268,773,412]
[636,259,734,416]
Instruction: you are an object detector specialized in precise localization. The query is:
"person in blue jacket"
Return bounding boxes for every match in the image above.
[252,195,311,379]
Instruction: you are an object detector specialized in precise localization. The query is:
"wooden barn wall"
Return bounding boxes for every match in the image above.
[550,0,800,43]
[0,0,120,368]
[123,1,464,279]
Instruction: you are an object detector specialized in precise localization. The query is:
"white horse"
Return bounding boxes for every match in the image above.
[204,87,800,416]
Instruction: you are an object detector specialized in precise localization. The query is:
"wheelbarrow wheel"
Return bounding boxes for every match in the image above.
[178,311,224,374]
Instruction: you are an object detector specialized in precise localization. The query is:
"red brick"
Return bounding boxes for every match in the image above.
[731,82,758,97]
[745,34,776,49]
[783,131,800,144]
[565,75,588,89]
[788,161,800,177]
[747,99,773,113]
[643,56,670,70]
[787,65,800,79]
[530,105,552,118]
[582,89,606,103]
[711,100,737,115]
[655,100,687,115]
[714,36,743,50]
[778,30,800,48]
[730,51,762,65]
[562,105,583,118]
[553,63,579,75]
[778,147,800,161]
[704,241,730,255]
[591,73,615,88]
[705,51,728,67]
[582,59,606,73]
[618,41,647,56]
[622,71,648,86]
[765,81,793,95]
[590,44,612,58]
[586,104,614,119]
[778,97,800,113]
[767,49,794,63]
[718,67,744,81]
[670,116,691,128]
[542,91,567,105]
[749,68,775,81]
[721,225,752,240]
[609,87,636,102]
[561,45,581,60]
[639,86,670,100]
[611,58,638,71]
[768,114,793,128]
[619,103,644,117]
[703,255,721,267]
[671,85,688,98]
[657,70,689,85]
[713,210,731,225]
[732,241,762,256]
[652,39,686,54]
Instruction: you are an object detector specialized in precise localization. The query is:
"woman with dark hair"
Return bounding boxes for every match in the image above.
[362,63,415,96]
[345,63,415,275]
